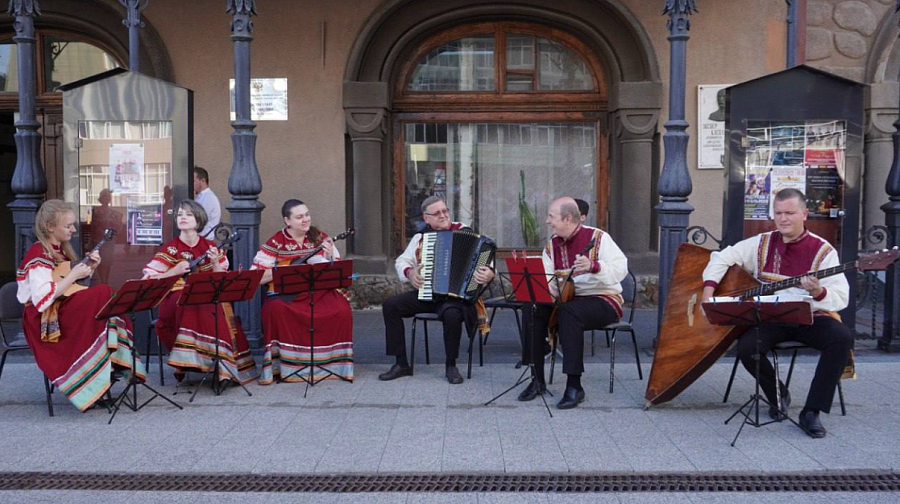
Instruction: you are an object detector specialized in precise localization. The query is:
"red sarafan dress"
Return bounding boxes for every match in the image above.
[16,243,145,412]
[252,229,353,384]
[143,236,258,383]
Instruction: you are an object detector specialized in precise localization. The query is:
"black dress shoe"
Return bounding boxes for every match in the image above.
[799,409,827,438]
[556,386,585,410]
[445,365,463,385]
[517,380,547,402]
[378,363,413,381]
[769,387,791,420]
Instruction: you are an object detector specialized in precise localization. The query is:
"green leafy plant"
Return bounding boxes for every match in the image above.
[519,170,540,247]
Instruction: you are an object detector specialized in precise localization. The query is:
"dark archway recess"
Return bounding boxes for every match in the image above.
[0,0,174,84]
[343,0,663,275]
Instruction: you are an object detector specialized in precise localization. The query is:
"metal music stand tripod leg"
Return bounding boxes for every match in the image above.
[722,303,807,446]
[484,269,553,418]
[278,263,353,397]
[188,275,253,403]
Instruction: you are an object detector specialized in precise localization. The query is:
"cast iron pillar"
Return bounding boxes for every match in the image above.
[878,1,900,353]
[119,0,149,72]
[6,0,44,266]
[656,0,696,329]
[785,0,797,67]
[226,0,264,348]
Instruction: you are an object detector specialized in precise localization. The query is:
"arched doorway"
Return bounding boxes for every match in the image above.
[343,0,661,273]
[393,21,608,253]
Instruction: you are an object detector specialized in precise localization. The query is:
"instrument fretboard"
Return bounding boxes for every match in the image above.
[740,261,857,299]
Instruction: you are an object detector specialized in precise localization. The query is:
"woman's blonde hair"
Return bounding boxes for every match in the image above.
[35,199,78,262]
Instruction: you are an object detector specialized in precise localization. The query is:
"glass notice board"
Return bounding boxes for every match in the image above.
[77,120,174,287]
[742,120,846,244]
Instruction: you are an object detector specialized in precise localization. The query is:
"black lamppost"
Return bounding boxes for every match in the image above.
[226,0,264,346]
[785,0,798,67]
[878,1,900,353]
[6,0,44,266]
[656,0,697,328]
[118,0,149,72]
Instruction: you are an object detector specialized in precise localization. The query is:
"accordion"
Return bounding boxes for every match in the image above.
[418,230,497,303]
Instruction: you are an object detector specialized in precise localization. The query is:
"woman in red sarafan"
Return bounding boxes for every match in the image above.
[16,199,145,412]
[252,199,353,384]
[142,200,258,384]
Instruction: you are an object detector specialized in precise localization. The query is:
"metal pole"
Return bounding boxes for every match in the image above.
[656,0,697,331]
[226,0,264,348]
[118,0,149,72]
[6,0,44,266]
[878,1,900,353]
[785,0,797,68]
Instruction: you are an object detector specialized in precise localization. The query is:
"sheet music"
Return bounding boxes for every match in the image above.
[709,294,812,303]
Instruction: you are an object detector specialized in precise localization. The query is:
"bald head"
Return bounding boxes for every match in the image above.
[547,197,582,240]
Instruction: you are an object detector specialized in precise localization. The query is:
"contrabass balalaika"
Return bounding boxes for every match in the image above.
[418,230,496,303]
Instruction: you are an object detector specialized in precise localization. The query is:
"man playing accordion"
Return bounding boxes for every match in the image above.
[379,196,494,384]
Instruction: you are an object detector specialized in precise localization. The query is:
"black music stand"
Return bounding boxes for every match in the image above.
[179,269,264,402]
[271,260,354,397]
[485,256,557,417]
[704,297,813,446]
[95,276,183,424]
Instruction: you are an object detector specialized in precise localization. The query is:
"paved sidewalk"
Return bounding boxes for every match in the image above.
[0,309,898,503]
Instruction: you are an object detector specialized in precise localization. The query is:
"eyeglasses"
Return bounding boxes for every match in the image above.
[424,209,450,217]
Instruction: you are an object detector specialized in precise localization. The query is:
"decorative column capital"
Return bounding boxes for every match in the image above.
[118,0,149,28]
[227,0,256,42]
[7,0,40,16]
[662,0,696,36]
[615,110,659,141]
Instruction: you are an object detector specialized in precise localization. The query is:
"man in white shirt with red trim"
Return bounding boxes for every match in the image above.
[379,196,494,384]
[518,197,628,409]
[701,188,853,438]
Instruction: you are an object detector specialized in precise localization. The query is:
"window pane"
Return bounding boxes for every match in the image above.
[44,37,120,92]
[408,37,495,92]
[538,38,594,91]
[0,41,17,92]
[506,74,533,92]
[404,122,597,248]
[506,35,534,71]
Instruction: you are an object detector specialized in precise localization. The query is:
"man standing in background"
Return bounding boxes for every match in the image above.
[193,166,221,237]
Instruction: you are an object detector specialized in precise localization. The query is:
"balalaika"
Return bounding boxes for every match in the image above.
[418,230,497,303]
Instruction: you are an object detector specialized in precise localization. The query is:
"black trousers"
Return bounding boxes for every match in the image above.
[737,315,853,414]
[522,297,619,378]
[382,290,474,362]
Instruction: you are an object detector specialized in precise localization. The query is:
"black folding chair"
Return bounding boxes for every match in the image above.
[410,308,484,379]
[144,308,168,386]
[549,270,643,392]
[0,282,55,416]
[722,340,846,416]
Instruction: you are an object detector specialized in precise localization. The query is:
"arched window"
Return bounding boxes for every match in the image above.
[394,22,608,250]
[0,32,122,97]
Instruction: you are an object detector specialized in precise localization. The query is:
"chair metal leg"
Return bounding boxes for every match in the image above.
[43,375,54,417]
[478,330,484,367]
[484,308,498,345]
[423,320,431,365]
[157,333,165,387]
[606,332,610,348]
[549,338,557,385]
[785,349,798,390]
[630,329,643,380]
[590,330,595,357]
[723,354,740,403]
[609,329,617,393]
[0,349,9,384]
[466,329,475,379]
[838,381,846,416]
[410,318,417,374]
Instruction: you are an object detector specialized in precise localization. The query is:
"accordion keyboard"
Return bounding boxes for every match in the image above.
[418,232,437,301]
